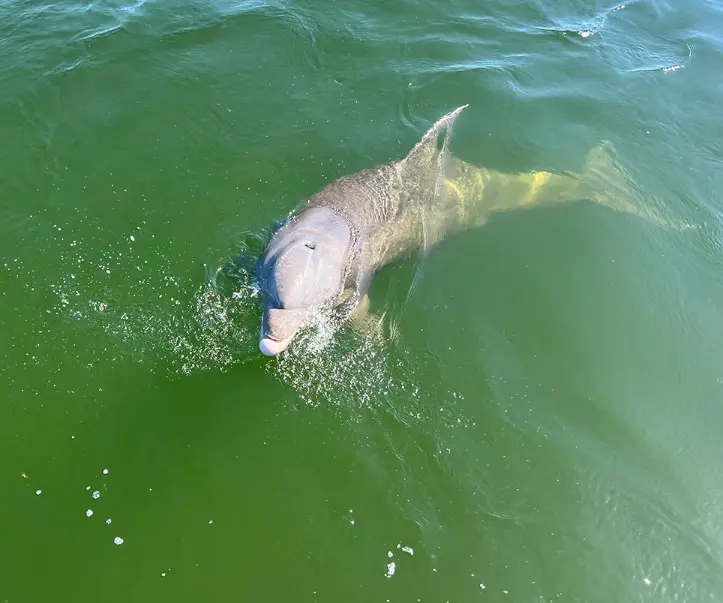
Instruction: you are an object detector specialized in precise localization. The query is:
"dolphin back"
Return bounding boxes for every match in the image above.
[304,105,471,273]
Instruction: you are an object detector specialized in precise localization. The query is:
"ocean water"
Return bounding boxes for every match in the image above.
[2,0,723,601]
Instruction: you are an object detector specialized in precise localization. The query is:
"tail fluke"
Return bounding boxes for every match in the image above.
[581,141,698,232]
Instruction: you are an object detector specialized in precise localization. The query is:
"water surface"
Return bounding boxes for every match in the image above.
[2,0,723,601]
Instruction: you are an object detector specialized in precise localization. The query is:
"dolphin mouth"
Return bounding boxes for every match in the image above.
[259,307,307,357]
[259,335,292,356]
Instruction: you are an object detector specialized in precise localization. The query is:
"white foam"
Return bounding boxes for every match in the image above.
[385,561,396,578]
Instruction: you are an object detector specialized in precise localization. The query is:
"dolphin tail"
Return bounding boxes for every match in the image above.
[579,141,698,231]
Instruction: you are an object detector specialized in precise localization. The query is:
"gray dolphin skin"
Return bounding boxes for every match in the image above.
[254,104,673,356]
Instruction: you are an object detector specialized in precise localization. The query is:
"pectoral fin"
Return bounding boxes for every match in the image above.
[348,294,385,339]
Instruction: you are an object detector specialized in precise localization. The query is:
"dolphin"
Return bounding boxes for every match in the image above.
[253,104,680,356]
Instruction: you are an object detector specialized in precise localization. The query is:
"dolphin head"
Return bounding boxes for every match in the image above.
[255,207,352,356]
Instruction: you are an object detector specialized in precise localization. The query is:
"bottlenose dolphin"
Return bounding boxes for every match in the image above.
[253,105,674,356]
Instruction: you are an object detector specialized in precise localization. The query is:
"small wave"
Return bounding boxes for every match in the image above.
[389,55,526,77]
[558,1,694,74]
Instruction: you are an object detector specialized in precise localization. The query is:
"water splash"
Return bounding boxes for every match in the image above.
[37,221,431,413]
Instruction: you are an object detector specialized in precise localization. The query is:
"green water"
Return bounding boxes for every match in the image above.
[3,0,723,600]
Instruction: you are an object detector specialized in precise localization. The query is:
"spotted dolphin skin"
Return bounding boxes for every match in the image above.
[253,104,678,356]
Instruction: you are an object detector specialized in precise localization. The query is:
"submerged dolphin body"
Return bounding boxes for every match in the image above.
[254,105,672,356]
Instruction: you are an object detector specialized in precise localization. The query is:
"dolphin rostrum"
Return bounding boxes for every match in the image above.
[253,104,678,356]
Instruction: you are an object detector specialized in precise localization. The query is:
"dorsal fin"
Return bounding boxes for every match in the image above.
[401,104,468,168]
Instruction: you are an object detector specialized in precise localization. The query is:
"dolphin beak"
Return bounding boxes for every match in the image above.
[259,308,306,356]
[259,335,292,356]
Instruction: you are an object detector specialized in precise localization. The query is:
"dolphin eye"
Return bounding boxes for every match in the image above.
[304,242,316,250]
